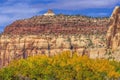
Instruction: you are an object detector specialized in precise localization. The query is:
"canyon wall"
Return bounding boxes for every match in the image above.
[1,7,120,67]
[0,34,107,67]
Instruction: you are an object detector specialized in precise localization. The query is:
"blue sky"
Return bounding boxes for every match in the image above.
[0,0,120,32]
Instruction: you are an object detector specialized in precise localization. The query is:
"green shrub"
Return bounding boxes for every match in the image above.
[0,51,120,80]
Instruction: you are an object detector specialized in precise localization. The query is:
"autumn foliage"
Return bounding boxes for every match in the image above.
[0,51,120,80]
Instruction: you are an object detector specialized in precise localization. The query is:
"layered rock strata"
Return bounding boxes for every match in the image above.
[4,15,108,35]
[0,34,106,67]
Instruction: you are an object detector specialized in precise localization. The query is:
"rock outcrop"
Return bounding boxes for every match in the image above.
[44,9,55,16]
[106,6,120,50]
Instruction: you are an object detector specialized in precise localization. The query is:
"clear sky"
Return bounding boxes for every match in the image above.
[0,0,120,32]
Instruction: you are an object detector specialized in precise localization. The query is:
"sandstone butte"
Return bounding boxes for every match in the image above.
[106,6,120,50]
[0,7,120,67]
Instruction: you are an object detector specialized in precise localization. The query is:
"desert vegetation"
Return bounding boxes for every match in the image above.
[0,51,120,80]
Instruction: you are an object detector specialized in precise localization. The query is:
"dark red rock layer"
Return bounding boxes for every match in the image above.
[4,15,109,35]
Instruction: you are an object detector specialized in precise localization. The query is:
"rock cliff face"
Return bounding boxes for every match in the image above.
[4,15,108,35]
[106,6,120,50]
[0,34,107,67]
